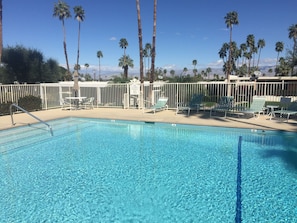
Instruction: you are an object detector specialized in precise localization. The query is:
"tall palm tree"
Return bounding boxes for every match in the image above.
[240,43,247,65]
[53,0,71,78]
[288,24,297,75]
[224,11,239,81]
[119,38,128,56]
[119,38,128,73]
[150,0,157,83]
[136,0,144,83]
[74,6,85,68]
[246,34,255,75]
[192,59,198,76]
[97,50,103,80]
[119,55,134,79]
[275,41,284,67]
[0,0,2,64]
[256,39,265,68]
[192,59,197,69]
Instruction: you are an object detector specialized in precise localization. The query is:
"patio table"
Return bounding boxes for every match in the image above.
[266,105,279,120]
[65,96,87,110]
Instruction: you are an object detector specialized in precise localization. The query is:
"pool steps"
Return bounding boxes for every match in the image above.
[0,118,93,153]
[10,104,53,136]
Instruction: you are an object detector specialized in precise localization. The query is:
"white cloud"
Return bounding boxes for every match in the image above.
[162,64,177,70]
[109,37,117,41]
[208,59,224,68]
[258,58,276,67]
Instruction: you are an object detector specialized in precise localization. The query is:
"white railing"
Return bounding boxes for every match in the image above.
[1,81,297,110]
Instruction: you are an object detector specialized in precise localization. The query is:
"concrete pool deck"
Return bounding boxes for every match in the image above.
[1,108,297,132]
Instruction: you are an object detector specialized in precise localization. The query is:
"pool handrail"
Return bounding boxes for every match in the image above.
[10,103,53,136]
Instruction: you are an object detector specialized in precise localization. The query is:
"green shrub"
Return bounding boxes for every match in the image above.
[0,102,13,115]
[18,95,42,111]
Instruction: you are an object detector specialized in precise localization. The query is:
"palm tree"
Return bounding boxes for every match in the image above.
[206,67,212,80]
[192,59,197,76]
[182,67,188,76]
[246,34,255,75]
[288,24,297,75]
[275,41,284,67]
[219,43,229,62]
[84,63,89,75]
[136,0,144,83]
[97,50,103,80]
[0,0,2,64]
[119,55,134,79]
[53,0,71,78]
[240,43,247,65]
[150,0,157,83]
[256,39,265,68]
[224,11,239,82]
[119,38,128,73]
[73,6,85,68]
[119,38,128,56]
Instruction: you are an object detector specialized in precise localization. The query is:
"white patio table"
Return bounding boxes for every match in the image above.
[65,96,87,110]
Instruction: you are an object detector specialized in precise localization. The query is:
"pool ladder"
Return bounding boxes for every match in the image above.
[10,104,53,136]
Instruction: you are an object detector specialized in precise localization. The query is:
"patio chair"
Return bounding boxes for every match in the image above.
[176,94,204,116]
[60,98,72,110]
[80,97,94,109]
[241,96,266,118]
[278,97,291,111]
[210,96,234,117]
[147,97,168,114]
[274,100,297,122]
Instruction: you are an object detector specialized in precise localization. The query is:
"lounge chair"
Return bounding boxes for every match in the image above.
[241,96,266,118]
[274,100,297,122]
[210,96,234,117]
[176,94,204,116]
[278,97,291,111]
[81,97,94,109]
[147,97,168,114]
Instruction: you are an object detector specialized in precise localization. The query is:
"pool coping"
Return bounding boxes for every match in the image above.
[1,108,297,132]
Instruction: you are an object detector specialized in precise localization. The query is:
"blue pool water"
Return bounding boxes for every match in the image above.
[0,117,296,222]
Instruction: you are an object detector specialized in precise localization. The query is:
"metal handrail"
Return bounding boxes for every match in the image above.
[10,103,53,136]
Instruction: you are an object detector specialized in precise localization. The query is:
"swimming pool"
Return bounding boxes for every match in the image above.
[0,117,296,222]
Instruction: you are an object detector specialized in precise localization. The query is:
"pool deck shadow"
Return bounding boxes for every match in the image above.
[1,108,297,132]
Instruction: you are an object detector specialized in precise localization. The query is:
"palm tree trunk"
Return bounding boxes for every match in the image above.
[136,0,144,83]
[257,49,261,68]
[227,26,232,96]
[76,22,81,67]
[62,20,70,78]
[0,0,2,64]
[124,65,128,79]
[150,0,157,83]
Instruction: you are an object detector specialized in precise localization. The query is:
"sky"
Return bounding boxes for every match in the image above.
[4,0,297,77]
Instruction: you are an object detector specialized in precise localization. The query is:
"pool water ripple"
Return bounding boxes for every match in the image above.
[0,117,296,222]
